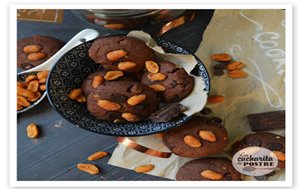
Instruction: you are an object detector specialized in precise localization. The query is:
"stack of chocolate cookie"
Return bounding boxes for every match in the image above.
[81,36,194,123]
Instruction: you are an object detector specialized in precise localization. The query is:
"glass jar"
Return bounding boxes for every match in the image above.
[72,9,185,30]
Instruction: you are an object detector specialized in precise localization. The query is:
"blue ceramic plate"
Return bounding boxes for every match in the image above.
[47,38,210,136]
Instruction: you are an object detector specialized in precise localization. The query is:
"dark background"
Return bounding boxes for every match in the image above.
[17,9,214,181]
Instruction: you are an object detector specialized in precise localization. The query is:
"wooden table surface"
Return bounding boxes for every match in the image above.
[17,9,214,181]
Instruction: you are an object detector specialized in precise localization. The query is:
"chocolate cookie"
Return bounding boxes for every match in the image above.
[81,70,134,97]
[163,116,228,158]
[87,81,160,122]
[141,61,194,103]
[176,158,241,181]
[88,36,155,72]
[17,35,64,70]
[231,132,285,169]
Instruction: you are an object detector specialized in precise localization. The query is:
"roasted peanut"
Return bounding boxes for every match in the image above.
[17,104,23,111]
[25,75,37,83]
[207,95,224,103]
[149,84,166,92]
[39,84,46,91]
[199,130,217,142]
[127,94,146,106]
[210,53,231,62]
[88,151,108,161]
[273,151,285,161]
[27,123,39,138]
[200,170,223,180]
[97,100,121,111]
[183,135,202,148]
[228,70,247,78]
[17,81,27,88]
[37,71,49,79]
[121,113,140,122]
[23,44,42,53]
[104,71,124,80]
[77,163,99,175]
[147,73,166,81]
[27,92,42,102]
[145,61,159,73]
[106,50,127,61]
[226,62,244,71]
[68,88,82,100]
[134,164,155,173]
[27,52,47,61]
[92,76,104,88]
[117,62,137,71]
[27,80,39,92]
[17,95,30,107]
[75,95,87,103]
[104,23,125,30]
[17,87,36,99]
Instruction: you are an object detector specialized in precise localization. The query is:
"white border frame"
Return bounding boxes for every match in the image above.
[9,3,293,188]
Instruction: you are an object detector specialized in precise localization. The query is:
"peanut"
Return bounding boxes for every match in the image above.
[147,73,166,81]
[200,170,223,180]
[92,76,104,88]
[104,71,124,80]
[183,135,202,148]
[134,164,155,173]
[25,75,37,83]
[88,151,108,161]
[106,50,127,61]
[117,62,137,71]
[27,52,47,61]
[77,163,99,175]
[17,95,30,107]
[149,84,166,92]
[37,71,49,80]
[17,81,27,88]
[145,61,159,73]
[27,80,39,92]
[68,88,82,100]
[97,100,121,111]
[127,94,146,106]
[39,84,46,91]
[17,104,23,111]
[27,92,42,102]
[273,151,285,161]
[23,44,42,53]
[228,70,247,78]
[104,23,125,30]
[207,95,224,103]
[210,53,231,62]
[27,123,39,138]
[121,112,140,122]
[226,62,244,71]
[17,87,36,99]
[199,130,217,142]
[75,95,87,103]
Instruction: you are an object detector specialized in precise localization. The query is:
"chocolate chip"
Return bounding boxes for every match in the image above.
[111,94,127,103]
[255,175,268,181]
[170,80,178,88]
[214,63,227,70]
[211,117,222,124]
[169,94,180,102]
[244,138,261,146]
[21,62,34,70]
[107,112,121,120]
[200,107,212,115]
[213,69,224,76]
[149,103,186,123]
[127,84,144,94]
[223,173,232,180]
[266,142,283,151]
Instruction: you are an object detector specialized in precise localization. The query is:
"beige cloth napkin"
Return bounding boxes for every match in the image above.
[108,9,286,181]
